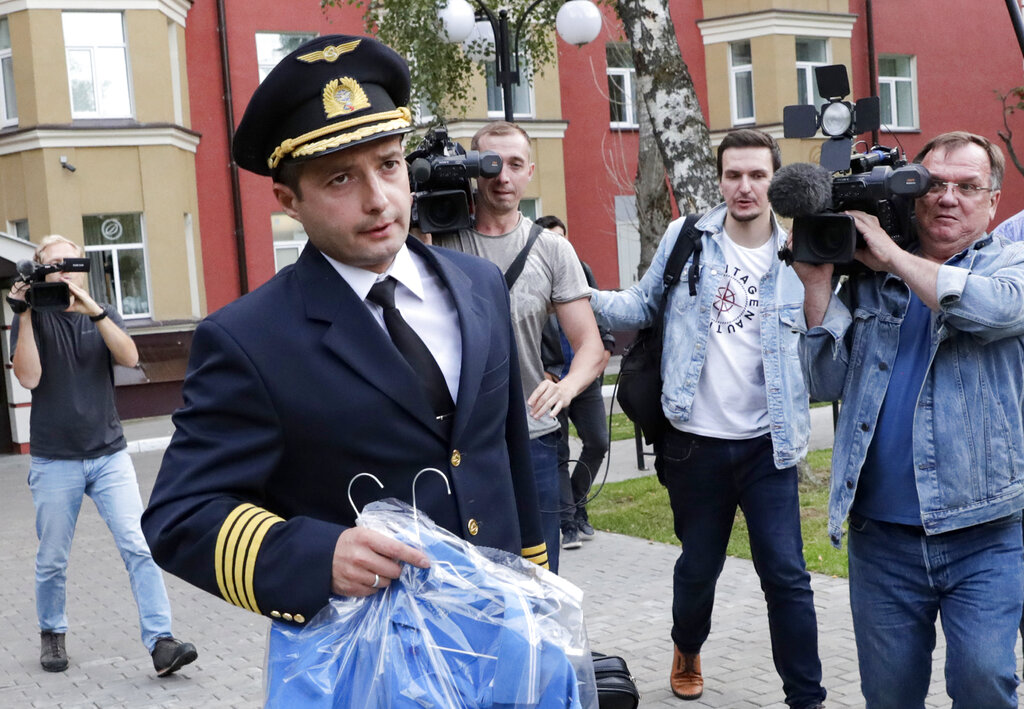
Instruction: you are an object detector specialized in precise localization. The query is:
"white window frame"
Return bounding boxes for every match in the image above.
[606,41,638,130]
[0,17,16,127]
[62,11,133,119]
[795,37,830,107]
[485,62,534,119]
[607,67,638,128]
[519,198,539,222]
[255,31,316,84]
[878,54,918,131]
[9,218,28,241]
[83,213,152,319]
[729,40,754,126]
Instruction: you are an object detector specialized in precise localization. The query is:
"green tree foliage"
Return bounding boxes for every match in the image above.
[321,0,570,122]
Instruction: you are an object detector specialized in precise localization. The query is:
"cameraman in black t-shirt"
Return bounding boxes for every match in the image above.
[10,234,197,677]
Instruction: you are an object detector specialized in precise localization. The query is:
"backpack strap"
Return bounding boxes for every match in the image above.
[660,213,702,297]
[504,222,544,290]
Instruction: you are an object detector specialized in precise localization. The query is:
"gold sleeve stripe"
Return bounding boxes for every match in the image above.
[521,542,547,557]
[238,514,281,615]
[215,504,284,614]
[222,506,264,611]
[522,542,549,569]
[215,504,258,609]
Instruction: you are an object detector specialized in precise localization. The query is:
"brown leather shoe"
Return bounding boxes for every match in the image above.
[670,647,703,700]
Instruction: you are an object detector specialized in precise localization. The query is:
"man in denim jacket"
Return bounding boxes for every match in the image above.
[798,131,1024,708]
[592,129,825,708]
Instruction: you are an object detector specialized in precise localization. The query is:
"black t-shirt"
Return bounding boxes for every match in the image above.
[11,304,127,459]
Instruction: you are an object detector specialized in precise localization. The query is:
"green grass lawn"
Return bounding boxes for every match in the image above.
[586,448,849,577]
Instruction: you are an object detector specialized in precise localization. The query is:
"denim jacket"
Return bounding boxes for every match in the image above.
[804,234,1024,547]
[592,204,809,469]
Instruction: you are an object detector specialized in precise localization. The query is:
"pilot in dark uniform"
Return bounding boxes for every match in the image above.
[141,34,547,627]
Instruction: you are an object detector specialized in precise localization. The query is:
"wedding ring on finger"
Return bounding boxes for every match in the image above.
[371,573,380,589]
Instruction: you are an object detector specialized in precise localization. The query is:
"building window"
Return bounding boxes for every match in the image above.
[730,40,754,125]
[607,42,638,129]
[271,213,308,272]
[256,32,316,83]
[0,18,16,127]
[486,62,533,118]
[796,37,829,106]
[878,55,917,130]
[83,214,150,318]
[520,198,539,222]
[62,12,132,119]
[615,195,640,289]
[11,218,28,241]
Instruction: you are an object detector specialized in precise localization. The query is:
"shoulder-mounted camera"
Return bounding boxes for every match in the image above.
[406,126,502,237]
[772,64,931,270]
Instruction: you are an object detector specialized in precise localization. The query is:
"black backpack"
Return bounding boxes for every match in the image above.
[615,214,703,445]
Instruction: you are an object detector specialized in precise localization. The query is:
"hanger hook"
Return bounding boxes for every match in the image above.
[412,467,452,528]
[347,472,385,517]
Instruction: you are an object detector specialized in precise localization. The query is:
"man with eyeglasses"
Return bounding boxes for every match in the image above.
[796,131,1024,708]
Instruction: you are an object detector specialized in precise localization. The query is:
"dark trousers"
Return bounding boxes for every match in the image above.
[660,427,825,709]
[557,377,609,525]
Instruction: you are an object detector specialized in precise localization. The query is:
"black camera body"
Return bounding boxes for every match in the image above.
[406,126,502,235]
[791,150,930,264]
[779,64,931,268]
[8,258,91,313]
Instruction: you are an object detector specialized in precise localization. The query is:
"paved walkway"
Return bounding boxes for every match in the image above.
[0,416,1014,707]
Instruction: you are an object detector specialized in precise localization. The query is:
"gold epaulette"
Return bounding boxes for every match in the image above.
[522,542,549,570]
[215,503,285,614]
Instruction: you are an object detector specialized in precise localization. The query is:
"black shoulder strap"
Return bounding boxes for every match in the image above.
[504,222,544,290]
[661,213,702,297]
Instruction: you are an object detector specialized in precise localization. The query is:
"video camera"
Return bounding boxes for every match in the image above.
[771,64,930,266]
[406,126,502,236]
[7,258,90,313]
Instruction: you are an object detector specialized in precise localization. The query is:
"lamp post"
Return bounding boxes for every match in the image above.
[439,0,603,122]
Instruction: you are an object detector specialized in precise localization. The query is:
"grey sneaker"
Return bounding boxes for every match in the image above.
[151,636,198,677]
[576,518,596,540]
[40,630,68,672]
[561,524,582,550]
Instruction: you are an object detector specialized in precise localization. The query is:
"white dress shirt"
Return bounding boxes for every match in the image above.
[324,244,462,402]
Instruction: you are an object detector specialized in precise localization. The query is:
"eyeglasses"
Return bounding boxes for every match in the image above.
[926,180,996,198]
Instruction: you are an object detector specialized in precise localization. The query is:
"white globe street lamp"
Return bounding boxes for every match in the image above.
[438,0,603,121]
[556,0,603,46]
[438,0,476,42]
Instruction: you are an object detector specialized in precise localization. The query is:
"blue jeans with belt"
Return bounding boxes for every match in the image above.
[660,428,825,709]
[848,511,1023,708]
[29,450,174,652]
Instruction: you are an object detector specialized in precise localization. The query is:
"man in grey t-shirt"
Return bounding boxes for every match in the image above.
[10,235,197,677]
[435,122,604,573]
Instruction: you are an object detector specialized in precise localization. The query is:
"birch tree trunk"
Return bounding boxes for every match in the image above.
[633,97,672,277]
[618,0,720,219]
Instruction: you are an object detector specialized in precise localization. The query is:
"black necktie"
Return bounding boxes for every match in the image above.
[366,276,455,423]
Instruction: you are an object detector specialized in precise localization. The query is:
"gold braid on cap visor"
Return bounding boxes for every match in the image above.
[267,107,412,170]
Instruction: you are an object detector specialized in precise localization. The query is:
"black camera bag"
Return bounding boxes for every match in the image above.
[616,214,702,446]
[591,652,640,709]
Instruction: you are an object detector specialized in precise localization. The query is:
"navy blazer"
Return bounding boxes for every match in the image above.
[142,237,546,625]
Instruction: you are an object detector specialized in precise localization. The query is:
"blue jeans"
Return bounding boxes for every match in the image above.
[530,432,561,574]
[660,429,825,709]
[29,451,174,652]
[848,512,1023,709]
[558,377,610,525]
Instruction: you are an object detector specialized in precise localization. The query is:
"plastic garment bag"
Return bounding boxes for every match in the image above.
[264,498,598,708]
